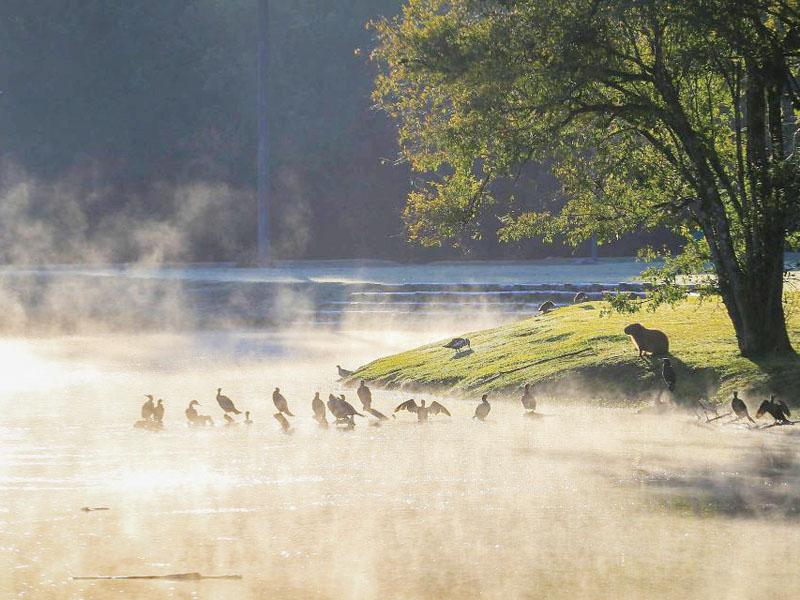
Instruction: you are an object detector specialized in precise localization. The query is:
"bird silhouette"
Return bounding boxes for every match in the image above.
[153,399,165,423]
[337,365,354,378]
[521,384,536,412]
[394,398,451,422]
[730,391,754,423]
[327,393,364,422]
[357,380,373,409]
[312,392,328,427]
[141,395,155,420]
[185,400,213,426]
[272,387,294,417]
[757,395,793,424]
[443,337,470,355]
[216,388,242,415]
[474,394,491,421]
[661,358,676,392]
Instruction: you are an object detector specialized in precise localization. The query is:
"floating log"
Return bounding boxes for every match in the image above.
[80,507,110,512]
[73,572,241,581]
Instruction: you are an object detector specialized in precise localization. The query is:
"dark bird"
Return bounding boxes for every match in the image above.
[662,358,676,392]
[474,394,491,421]
[273,412,291,432]
[757,395,793,424]
[730,391,754,423]
[327,393,364,421]
[357,380,373,409]
[312,392,328,427]
[245,411,253,425]
[573,292,589,304]
[272,387,294,417]
[521,383,536,412]
[186,400,200,422]
[394,398,451,422]
[216,388,242,415]
[776,397,792,419]
[443,337,470,355]
[141,395,155,420]
[337,365,354,378]
[538,301,556,314]
[153,399,165,423]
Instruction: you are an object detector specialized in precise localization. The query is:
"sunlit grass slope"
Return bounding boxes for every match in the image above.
[351,297,800,405]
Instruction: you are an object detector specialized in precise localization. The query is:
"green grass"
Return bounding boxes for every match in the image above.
[350,297,800,406]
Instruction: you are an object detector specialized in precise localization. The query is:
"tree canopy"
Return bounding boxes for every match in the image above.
[372,0,800,356]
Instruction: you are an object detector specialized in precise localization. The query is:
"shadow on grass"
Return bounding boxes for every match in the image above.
[745,352,800,404]
[450,348,474,360]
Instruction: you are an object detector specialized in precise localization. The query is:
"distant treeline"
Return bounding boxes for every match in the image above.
[0,1,675,262]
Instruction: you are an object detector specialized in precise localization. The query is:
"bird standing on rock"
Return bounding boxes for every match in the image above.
[142,395,156,420]
[272,387,294,417]
[661,359,676,392]
[216,388,242,415]
[730,391,754,423]
[474,394,491,421]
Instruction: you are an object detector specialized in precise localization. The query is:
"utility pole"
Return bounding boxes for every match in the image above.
[256,0,270,265]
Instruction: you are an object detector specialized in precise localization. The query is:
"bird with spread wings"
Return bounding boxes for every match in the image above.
[394,399,451,422]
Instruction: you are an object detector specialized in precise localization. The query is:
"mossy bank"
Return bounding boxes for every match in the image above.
[350,297,800,406]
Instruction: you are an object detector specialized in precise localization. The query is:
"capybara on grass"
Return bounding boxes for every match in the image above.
[623,323,669,357]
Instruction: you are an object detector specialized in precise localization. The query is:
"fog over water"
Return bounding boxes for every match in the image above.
[1,264,800,599]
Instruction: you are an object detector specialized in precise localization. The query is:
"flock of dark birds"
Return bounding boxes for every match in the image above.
[134,377,505,433]
[133,320,794,432]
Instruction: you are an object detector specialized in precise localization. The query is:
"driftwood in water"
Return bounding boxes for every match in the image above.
[73,572,241,581]
[80,507,110,512]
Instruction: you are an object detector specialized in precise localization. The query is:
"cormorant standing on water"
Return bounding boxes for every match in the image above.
[186,400,200,422]
[731,391,754,423]
[394,399,451,422]
[474,394,491,421]
[216,388,242,415]
[153,399,164,424]
[272,388,294,417]
[662,358,676,392]
[357,380,372,409]
[337,365,353,378]
[142,395,155,420]
[521,384,536,412]
[312,392,328,427]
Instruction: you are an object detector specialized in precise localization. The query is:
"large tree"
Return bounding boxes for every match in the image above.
[371,0,800,356]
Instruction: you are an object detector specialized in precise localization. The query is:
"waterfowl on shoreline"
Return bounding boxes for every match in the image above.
[661,359,676,392]
[357,380,373,410]
[756,395,793,425]
[337,365,353,378]
[186,400,213,426]
[730,391,754,424]
[272,388,293,417]
[312,392,328,427]
[216,388,242,415]
[474,394,491,421]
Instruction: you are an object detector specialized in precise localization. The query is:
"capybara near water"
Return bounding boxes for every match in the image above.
[623,323,669,357]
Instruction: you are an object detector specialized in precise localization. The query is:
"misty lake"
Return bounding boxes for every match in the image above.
[1,260,799,599]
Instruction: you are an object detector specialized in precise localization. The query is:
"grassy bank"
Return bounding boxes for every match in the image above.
[350,297,800,406]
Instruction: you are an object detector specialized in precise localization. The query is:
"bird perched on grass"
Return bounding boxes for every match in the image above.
[216,388,242,415]
[312,392,328,428]
[141,395,156,420]
[521,384,536,412]
[272,387,294,417]
[730,391,754,423]
[394,399,451,422]
[337,365,354,378]
[443,337,470,355]
[538,301,556,314]
[662,358,676,392]
[474,394,491,421]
